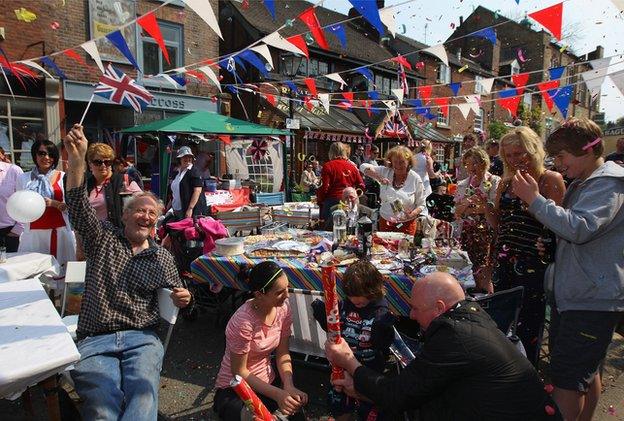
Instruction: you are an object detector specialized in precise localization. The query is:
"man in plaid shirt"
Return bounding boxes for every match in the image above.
[64,124,192,420]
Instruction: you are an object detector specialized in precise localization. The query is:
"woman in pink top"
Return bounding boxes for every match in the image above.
[213,261,308,420]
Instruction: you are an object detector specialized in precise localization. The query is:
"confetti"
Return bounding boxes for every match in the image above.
[14,7,37,22]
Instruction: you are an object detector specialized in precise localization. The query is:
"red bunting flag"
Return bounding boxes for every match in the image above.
[512,73,530,95]
[286,35,309,59]
[434,97,449,117]
[528,2,563,40]
[63,49,88,67]
[391,54,412,70]
[264,93,277,106]
[137,12,170,64]
[337,101,352,110]
[498,94,522,117]
[342,91,354,103]
[218,135,231,144]
[417,85,433,103]
[186,69,207,82]
[360,99,372,117]
[304,77,318,97]
[537,80,560,111]
[299,7,329,50]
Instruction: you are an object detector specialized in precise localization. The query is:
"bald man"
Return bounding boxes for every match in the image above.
[325,272,561,420]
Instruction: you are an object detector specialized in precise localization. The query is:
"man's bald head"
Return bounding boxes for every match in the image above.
[410,272,466,330]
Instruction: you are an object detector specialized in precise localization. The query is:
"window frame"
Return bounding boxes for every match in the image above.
[437,109,450,127]
[140,20,185,90]
[474,108,484,131]
[437,64,451,84]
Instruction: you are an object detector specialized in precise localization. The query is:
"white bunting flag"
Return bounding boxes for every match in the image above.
[456,103,472,119]
[325,73,347,90]
[261,32,305,56]
[81,40,105,74]
[476,78,494,94]
[197,65,222,92]
[318,93,330,114]
[463,95,481,114]
[581,57,613,97]
[250,45,274,70]
[20,60,55,79]
[391,88,404,104]
[159,73,185,89]
[423,44,448,66]
[183,0,223,39]
[608,69,624,97]
[379,8,396,37]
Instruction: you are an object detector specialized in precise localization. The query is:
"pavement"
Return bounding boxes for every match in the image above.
[1,308,623,420]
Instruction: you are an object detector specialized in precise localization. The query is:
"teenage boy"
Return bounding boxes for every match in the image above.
[512,117,624,421]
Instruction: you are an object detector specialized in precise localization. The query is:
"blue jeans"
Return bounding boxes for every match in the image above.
[71,329,164,421]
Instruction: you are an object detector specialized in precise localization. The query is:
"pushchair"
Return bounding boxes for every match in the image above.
[160,215,245,323]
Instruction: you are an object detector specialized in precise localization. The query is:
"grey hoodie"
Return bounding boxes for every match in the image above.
[529,161,624,312]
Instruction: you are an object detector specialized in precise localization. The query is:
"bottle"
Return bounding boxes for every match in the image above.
[357,216,373,258]
[413,216,424,248]
[332,209,347,248]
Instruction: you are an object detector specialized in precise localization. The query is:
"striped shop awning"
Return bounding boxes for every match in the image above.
[304,131,366,143]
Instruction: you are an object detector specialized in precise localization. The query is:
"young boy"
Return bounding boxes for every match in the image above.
[511,117,624,421]
[312,260,395,420]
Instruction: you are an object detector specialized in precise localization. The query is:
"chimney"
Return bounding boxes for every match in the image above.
[459,16,464,26]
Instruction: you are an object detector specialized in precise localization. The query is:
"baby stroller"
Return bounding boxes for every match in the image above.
[160,215,244,323]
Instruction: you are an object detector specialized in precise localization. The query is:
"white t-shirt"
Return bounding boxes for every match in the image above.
[171,165,192,211]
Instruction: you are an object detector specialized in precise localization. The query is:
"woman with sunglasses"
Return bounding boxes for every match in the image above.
[213,261,308,420]
[86,143,142,228]
[17,140,76,265]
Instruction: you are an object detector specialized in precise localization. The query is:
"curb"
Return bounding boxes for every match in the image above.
[595,372,624,420]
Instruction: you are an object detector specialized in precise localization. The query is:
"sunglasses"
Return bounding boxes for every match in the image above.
[91,159,112,167]
[36,150,51,158]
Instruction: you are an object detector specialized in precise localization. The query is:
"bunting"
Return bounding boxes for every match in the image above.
[347,0,385,34]
[263,0,276,19]
[106,30,141,71]
[582,57,613,97]
[238,50,270,77]
[548,66,565,80]
[472,28,497,44]
[498,89,521,116]
[40,56,67,79]
[250,45,274,70]
[379,7,396,37]
[262,32,305,56]
[355,67,374,81]
[81,40,105,74]
[422,44,449,66]
[511,73,530,95]
[325,73,347,89]
[549,85,573,117]
[299,7,329,50]
[63,49,88,67]
[137,12,170,64]
[417,85,433,103]
[449,82,462,96]
[286,35,309,59]
[304,78,318,97]
[434,97,449,117]
[476,77,495,94]
[182,0,223,39]
[391,55,412,70]
[528,2,563,40]
[328,24,347,49]
[537,80,560,111]
[318,93,330,113]
[197,65,222,92]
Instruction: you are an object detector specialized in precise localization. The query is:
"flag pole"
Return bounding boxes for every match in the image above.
[79,93,95,126]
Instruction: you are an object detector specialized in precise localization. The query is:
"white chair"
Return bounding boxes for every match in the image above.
[288,288,327,361]
[157,288,179,355]
[60,261,87,340]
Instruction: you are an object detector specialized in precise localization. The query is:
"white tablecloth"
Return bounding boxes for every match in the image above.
[0,278,80,399]
[277,202,320,219]
[0,252,60,284]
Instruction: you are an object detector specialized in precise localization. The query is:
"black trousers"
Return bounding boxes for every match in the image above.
[0,225,19,252]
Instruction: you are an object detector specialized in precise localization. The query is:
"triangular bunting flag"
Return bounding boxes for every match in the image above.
[182,0,223,39]
[548,66,565,80]
[355,67,374,81]
[81,40,105,74]
[537,80,560,111]
[581,57,613,97]
[417,85,433,103]
[464,95,481,114]
[284,81,298,94]
[406,99,429,116]
[328,24,347,49]
[40,56,67,79]
[19,60,55,79]
[472,28,497,44]
[186,69,207,82]
[299,7,329,50]
[318,93,330,113]
[63,49,88,67]
[391,88,404,104]
[250,45,274,70]
[106,30,141,71]
[549,85,573,117]
[262,32,305,56]
[391,55,412,70]
[368,91,380,100]
[238,50,269,77]
[218,135,231,145]
[159,73,185,88]
[498,89,521,116]
[609,70,624,97]
[264,93,276,107]
[263,0,275,19]
[197,65,222,92]
[476,77,494,94]
[512,73,530,95]
[528,2,563,40]
[423,44,449,66]
[379,7,396,37]
[337,101,352,110]
[457,103,472,119]
[347,0,385,34]
[342,92,354,103]
[325,73,347,89]
[449,82,461,96]
[286,35,309,59]
[304,78,318,97]
[137,12,170,64]
[434,97,449,117]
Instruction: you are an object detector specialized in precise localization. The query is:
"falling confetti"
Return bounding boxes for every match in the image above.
[14,7,37,22]
[517,49,527,63]
[458,65,469,73]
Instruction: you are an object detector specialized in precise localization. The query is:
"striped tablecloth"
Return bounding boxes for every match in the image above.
[191,254,418,316]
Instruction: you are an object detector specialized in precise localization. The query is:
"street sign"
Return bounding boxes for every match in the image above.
[286,118,300,129]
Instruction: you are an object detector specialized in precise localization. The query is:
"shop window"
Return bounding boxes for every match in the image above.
[245,150,275,193]
[474,75,485,94]
[0,97,46,167]
[437,64,451,84]
[296,58,330,77]
[141,21,183,78]
[437,109,450,127]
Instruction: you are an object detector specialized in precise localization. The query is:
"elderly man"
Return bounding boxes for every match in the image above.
[325,187,375,231]
[325,272,560,420]
[64,124,192,420]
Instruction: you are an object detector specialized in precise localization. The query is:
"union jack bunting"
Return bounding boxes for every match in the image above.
[383,115,408,138]
[94,64,153,112]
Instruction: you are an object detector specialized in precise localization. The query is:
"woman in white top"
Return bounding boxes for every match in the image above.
[299,161,320,194]
[17,140,76,265]
[411,140,439,200]
[169,146,207,220]
[453,147,500,290]
[360,146,426,235]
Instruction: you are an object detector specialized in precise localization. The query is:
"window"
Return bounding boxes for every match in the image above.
[437,109,450,127]
[474,108,484,131]
[523,93,532,109]
[474,75,485,94]
[295,58,330,77]
[510,60,521,76]
[246,146,274,192]
[437,64,451,84]
[141,21,183,79]
[0,98,46,168]
[432,142,445,164]
[374,74,400,96]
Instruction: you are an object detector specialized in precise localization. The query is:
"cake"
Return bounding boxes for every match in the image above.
[214,238,245,256]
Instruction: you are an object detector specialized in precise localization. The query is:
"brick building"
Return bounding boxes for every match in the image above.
[0,0,220,173]
[447,6,603,137]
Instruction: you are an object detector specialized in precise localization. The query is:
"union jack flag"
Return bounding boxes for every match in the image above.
[383,115,408,138]
[94,64,153,112]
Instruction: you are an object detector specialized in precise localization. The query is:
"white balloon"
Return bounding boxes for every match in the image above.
[7,190,46,223]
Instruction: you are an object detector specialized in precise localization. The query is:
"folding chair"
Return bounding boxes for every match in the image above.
[468,286,526,355]
[272,208,313,229]
[60,261,87,340]
[214,208,264,236]
[157,288,179,356]
[287,288,329,369]
[389,327,416,369]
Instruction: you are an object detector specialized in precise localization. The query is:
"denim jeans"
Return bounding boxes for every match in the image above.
[71,329,164,421]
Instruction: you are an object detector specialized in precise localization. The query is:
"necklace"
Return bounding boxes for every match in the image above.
[393,172,407,189]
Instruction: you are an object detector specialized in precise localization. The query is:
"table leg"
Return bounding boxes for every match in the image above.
[40,375,61,421]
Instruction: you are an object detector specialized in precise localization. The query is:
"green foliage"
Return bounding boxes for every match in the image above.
[518,103,544,136]
[488,120,509,140]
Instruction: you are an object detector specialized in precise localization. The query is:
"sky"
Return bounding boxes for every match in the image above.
[323,0,624,122]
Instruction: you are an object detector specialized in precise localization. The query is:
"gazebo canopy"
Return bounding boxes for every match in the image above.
[121,110,290,136]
